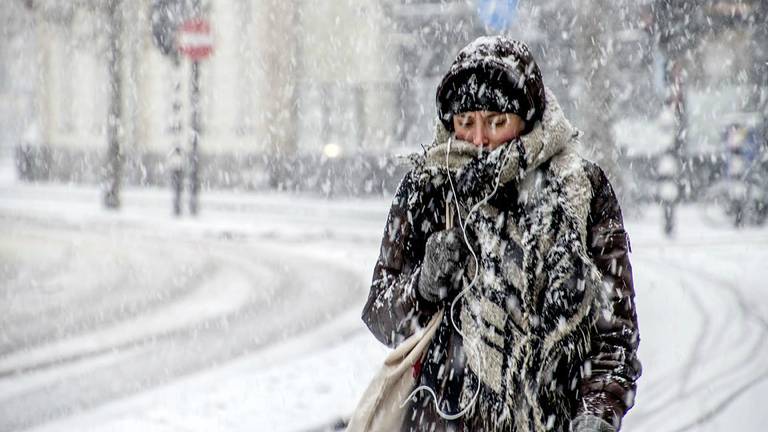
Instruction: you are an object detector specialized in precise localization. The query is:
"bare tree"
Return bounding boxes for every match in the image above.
[24,0,126,208]
[263,0,301,190]
[263,0,300,156]
[574,0,622,189]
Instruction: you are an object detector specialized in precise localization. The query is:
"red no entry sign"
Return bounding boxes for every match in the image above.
[177,18,213,60]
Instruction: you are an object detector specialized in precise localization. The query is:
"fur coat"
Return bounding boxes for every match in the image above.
[362,90,641,431]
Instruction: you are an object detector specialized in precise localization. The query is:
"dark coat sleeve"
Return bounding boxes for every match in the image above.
[362,171,442,348]
[577,162,642,429]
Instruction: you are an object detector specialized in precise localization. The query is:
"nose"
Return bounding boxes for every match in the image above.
[470,124,488,147]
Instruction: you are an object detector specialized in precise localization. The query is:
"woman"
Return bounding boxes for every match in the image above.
[362,36,641,432]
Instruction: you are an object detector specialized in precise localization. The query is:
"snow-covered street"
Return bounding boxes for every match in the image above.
[0,183,386,431]
[623,212,768,431]
[1,182,767,431]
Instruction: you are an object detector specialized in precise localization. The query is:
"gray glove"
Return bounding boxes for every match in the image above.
[571,415,616,432]
[417,228,468,303]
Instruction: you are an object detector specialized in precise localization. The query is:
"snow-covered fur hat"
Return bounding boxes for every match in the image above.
[436,36,546,135]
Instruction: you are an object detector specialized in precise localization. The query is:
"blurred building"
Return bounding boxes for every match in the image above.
[4,0,766,196]
[0,2,36,173]
[11,0,399,189]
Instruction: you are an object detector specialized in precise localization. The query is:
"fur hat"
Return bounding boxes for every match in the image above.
[436,36,545,135]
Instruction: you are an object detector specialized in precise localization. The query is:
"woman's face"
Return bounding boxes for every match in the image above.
[452,112,526,150]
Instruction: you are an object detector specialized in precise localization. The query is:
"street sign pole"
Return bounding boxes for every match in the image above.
[189,58,200,215]
[171,56,183,216]
[177,14,213,216]
[150,0,190,216]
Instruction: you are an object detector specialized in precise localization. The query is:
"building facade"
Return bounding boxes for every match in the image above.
[4,0,765,196]
[10,0,399,191]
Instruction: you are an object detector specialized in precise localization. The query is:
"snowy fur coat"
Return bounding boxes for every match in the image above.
[362,90,641,431]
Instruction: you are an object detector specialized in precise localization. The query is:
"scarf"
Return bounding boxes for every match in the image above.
[410,89,605,431]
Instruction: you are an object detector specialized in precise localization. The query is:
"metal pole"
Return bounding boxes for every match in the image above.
[188,0,202,216]
[171,55,183,216]
[189,58,200,215]
[104,0,123,209]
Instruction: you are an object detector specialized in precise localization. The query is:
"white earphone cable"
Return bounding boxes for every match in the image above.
[400,136,516,420]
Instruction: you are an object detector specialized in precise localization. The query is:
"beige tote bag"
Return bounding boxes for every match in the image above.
[347,309,443,432]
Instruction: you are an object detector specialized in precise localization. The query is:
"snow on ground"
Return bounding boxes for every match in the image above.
[22,311,387,432]
[621,207,768,432]
[0,183,388,431]
[1,182,767,431]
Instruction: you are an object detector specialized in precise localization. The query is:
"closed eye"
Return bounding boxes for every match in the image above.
[488,116,508,128]
[457,118,474,128]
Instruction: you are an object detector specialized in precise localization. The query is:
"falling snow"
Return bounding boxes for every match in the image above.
[0,0,766,431]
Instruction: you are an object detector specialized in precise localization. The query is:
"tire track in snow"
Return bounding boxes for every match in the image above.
[626,254,768,431]
[0,232,367,431]
[0,188,383,431]
[0,224,210,355]
[0,260,255,378]
[663,260,768,432]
